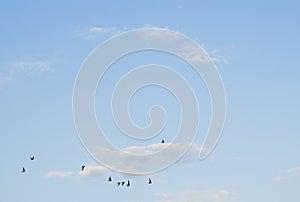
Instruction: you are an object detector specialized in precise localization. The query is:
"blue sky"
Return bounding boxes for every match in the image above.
[0,1,300,201]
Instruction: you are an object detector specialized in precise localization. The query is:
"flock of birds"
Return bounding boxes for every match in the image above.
[21,139,166,187]
[21,156,34,172]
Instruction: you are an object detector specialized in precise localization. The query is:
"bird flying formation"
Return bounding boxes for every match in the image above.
[21,155,35,173]
[20,140,164,186]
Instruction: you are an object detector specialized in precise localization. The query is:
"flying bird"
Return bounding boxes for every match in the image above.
[22,167,25,173]
[81,165,85,171]
[126,180,130,187]
[30,156,34,160]
[161,139,165,143]
[121,181,125,186]
[148,178,152,184]
[108,176,112,182]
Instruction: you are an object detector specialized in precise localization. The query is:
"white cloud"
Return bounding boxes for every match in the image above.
[46,171,78,178]
[209,49,228,64]
[90,142,205,174]
[179,45,213,63]
[288,167,300,172]
[179,45,227,64]
[74,26,115,40]
[272,166,300,181]
[273,176,287,181]
[46,165,109,178]
[156,189,235,202]
[137,27,227,65]
[141,27,179,39]
[89,27,114,34]
[12,60,55,72]
[79,165,109,176]
[0,58,57,86]
[46,142,205,178]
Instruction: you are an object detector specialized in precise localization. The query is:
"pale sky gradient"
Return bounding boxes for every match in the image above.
[1,1,300,202]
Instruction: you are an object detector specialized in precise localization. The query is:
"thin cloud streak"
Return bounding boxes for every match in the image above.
[12,60,55,72]
[74,26,116,40]
[46,142,205,178]
[288,167,300,172]
[273,176,287,181]
[46,165,109,178]
[155,189,236,202]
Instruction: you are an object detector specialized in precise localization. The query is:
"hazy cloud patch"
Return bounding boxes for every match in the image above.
[155,189,236,202]
[74,26,116,40]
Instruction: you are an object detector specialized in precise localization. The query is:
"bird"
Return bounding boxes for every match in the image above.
[148,178,152,184]
[126,180,130,187]
[161,139,165,143]
[30,156,34,160]
[22,167,25,173]
[117,182,121,186]
[108,176,112,182]
[81,165,85,171]
[121,181,125,186]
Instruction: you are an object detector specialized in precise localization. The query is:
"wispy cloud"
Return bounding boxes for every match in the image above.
[90,142,204,173]
[209,49,229,64]
[179,45,214,64]
[272,166,300,181]
[74,26,116,40]
[155,189,236,202]
[288,167,300,173]
[46,165,109,178]
[0,58,58,87]
[138,27,228,64]
[12,60,56,72]
[46,171,78,178]
[46,142,204,178]
[140,27,179,39]
[272,176,287,181]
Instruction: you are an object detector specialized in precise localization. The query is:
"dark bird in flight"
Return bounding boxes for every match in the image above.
[161,139,165,143]
[81,165,85,171]
[148,178,152,184]
[121,181,125,186]
[126,180,130,187]
[108,176,112,182]
[22,167,25,173]
[117,182,121,186]
[30,156,34,160]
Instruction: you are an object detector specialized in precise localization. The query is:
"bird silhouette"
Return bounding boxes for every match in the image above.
[148,178,152,184]
[81,165,85,171]
[121,181,125,186]
[117,182,121,186]
[22,167,25,173]
[108,176,112,182]
[30,156,34,160]
[126,180,130,187]
[161,139,165,143]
